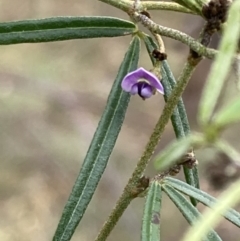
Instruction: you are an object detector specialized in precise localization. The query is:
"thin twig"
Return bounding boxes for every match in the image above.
[99,0,200,15]
[133,12,217,59]
[140,1,198,14]
[133,0,140,10]
[95,61,197,241]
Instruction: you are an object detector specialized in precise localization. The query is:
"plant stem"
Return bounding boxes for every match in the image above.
[142,33,200,201]
[99,0,199,15]
[98,0,130,12]
[95,190,133,241]
[140,1,197,14]
[95,61,196,241]
[133,12,217,59]
[162,60,200,195]
[131,62,196,180]
[133,0,140,10]
[99,0,216,59]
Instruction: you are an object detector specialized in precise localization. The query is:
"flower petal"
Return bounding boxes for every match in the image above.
[121,68,141,92]
[130,83,138,95]
[139,85,153,99]
[138,82,153,99]
[121,67,164,95]
[136,67,164,94]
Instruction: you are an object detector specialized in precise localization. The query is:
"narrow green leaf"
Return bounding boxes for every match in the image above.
[143,35,191,144]
[171,0,203,14]
[182,179,240,241]
[53,36,140,241]
[142,35,158,64]
[214,139,240,164]
[198,0,240,125]
[162,184,222,241]
[154,134,203,171]
[0,16,136,44]
[213,96,240,128]
[161,66,200,202]
[162,61,191,135]
[161,67,185,137]
[143,34,200,204]
[164,177,240,227]
[142,181,162,241]
[154,136,192,171]
[182,165,199,199]
[0,16,135,33]
[162,60,200,195]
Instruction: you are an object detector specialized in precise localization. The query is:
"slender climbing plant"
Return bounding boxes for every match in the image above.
[1,0,240,240]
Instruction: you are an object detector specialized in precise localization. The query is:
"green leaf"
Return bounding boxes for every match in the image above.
[214,139,240,164]
[162,184,222,241]
[162,60,200,197]
[182,179,240,241]
[162,61,191,135]
[53,36,141,241]
[142,34,158,64]
[198,0,240,125]
[164,177,240,227]
[161,68,185,137]
[143,34,200,205]
[212,96,240,128]
[142,181,162,241]
[143,34,186,137]
[0,16,136,44]
[154,136,191,171]
[154,134,204,171]
[182,164,199,202]
[143,35,191,138]
[171,0,204,14]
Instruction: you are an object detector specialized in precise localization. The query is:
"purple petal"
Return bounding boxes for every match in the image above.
[121,67,164,95]
[139,85,153,99]
[130,83,138,95]
[121,68,142,92]
[138,82,153,99]
[134,67,164,94]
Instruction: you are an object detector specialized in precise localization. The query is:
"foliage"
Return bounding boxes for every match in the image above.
[2,0,240,240]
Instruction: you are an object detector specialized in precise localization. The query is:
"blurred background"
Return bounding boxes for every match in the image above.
[0,0,239,240]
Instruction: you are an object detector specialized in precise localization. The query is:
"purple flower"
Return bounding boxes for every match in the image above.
[121,67,164,99]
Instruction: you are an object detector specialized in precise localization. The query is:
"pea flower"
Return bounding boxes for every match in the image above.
[121,67,164,99]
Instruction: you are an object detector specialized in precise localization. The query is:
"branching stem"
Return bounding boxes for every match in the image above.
[95,60,197,241]
[99,0,198,15]
[133,12,217,59]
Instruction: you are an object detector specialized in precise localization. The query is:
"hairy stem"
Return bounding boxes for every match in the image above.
[95,61,196,241]
[131,62,195,180]
[99,0,216,59]
[98,0,130,11]
[133,12,217,59]
[99,0,199,15]
[140,1,197,14]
